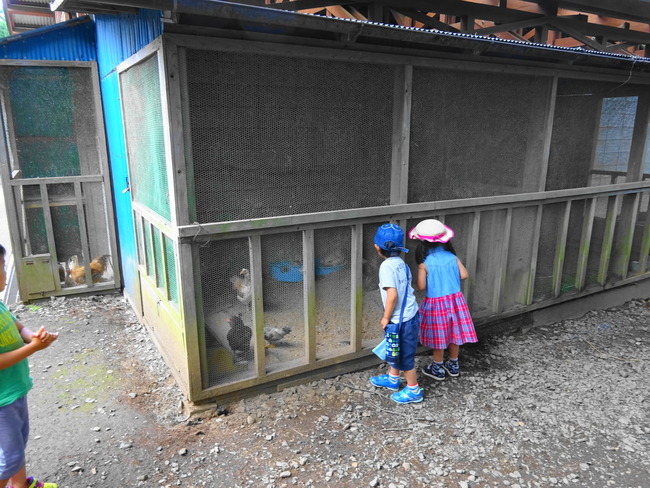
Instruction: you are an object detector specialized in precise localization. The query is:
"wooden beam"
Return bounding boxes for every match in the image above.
[474,15,551,35]
[265,0,362,11]
[393,9,461,32]
[547,19,606,50]
[375,0,536,23]
[367,1,385,22]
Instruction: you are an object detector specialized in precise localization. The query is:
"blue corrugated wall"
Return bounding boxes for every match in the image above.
[0,17,96,61]
[94,9,163,305]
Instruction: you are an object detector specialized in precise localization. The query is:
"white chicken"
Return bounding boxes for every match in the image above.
[230,268,252,306]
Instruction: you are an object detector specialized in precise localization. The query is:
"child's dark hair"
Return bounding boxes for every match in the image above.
[0,244,5,257]
[415,241,456,264]
[378,241,402,258]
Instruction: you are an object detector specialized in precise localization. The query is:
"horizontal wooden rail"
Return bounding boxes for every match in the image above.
[178,181,650,240]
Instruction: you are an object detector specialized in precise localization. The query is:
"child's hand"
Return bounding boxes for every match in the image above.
[380,317,390,329]
[32,326,59,348]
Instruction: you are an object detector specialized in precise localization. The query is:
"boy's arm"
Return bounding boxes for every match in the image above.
[0,324,58,370]
[381,287,397,329]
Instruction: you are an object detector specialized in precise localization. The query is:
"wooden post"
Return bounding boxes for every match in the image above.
[598,194,621,285]
[575,198,596,290]
[303,229,316,363]
[250,235,266,378]
[552,200,571,297]
[350,224,363,351]
[390,65,413,205]
[464,212,481,306]
[612,93,650,279]
[492,208,512,313]
[525,205,543,304]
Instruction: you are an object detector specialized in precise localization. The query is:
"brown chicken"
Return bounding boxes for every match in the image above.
[68,255,110,285]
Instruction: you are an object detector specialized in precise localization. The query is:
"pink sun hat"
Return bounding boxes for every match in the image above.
[408,219,454,243]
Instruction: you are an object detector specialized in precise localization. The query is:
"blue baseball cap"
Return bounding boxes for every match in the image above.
[374,223,409,253]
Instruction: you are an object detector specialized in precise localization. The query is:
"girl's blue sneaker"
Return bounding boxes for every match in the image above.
[422,362,446,381]
[391,386,423,404]
[369,374,400,391]
[443,359,460,377]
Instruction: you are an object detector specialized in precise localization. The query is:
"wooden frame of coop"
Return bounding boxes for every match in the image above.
[117,31,650,404]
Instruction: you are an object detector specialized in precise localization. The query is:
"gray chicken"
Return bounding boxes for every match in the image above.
[264,326,291,348]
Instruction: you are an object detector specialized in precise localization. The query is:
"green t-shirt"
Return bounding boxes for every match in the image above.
[0,301,32,407]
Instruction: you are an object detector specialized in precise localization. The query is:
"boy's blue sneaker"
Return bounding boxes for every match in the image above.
[391,386,423,404]
[422,362,446,381]
[443,359,460,377]
[369,374,400,391]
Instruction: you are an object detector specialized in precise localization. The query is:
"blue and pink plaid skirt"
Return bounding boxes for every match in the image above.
[419,292,478,349]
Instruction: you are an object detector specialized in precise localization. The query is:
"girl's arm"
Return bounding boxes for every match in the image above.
[416,263,427,291]
[457,258,469,280]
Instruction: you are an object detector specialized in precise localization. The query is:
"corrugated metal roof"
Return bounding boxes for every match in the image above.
[322,15,650,64]
[0,16,95,61]
[10,13,55,29]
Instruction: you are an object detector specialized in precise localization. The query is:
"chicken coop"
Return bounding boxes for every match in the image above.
[0,57,120,301]
[110,17,650,403]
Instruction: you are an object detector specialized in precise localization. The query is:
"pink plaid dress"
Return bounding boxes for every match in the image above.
[419,292,477,348]
[418,247,478,349]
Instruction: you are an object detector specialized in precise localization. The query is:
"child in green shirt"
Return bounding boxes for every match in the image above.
[0,244,59,488]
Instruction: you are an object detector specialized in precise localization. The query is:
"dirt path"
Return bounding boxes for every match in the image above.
[13,294,650,487]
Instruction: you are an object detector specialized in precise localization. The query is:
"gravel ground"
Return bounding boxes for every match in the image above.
[10,293,650,487]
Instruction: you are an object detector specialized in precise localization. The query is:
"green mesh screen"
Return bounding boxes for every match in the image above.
[153,228,164,289]
[120,55,171,221]
[25,207,48,255]
[164,234,178,304]
[144,223,154,278]
[51,205,82,263]
[4,66,94,178]
[134,216,144,266]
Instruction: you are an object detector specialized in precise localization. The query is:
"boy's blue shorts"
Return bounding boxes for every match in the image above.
[0,395,29,479]
[387,311,420,372]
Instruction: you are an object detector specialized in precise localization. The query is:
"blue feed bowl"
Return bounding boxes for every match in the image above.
[270,259,344,282]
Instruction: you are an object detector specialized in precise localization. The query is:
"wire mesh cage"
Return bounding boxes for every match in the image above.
[261,232,305,374]
[182,48,394,223]
[199,236,255,387]
[548,79,648,190]
[361,222,384,345]
[314,226,352,360]
[409,67,552,203]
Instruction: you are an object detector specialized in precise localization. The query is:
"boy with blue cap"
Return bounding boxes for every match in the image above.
[369,223,422,404]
